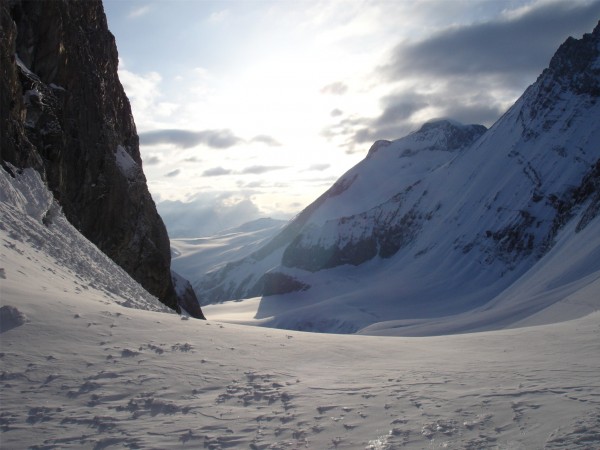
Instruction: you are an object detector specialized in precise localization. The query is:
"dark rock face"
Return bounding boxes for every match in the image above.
[463,21,600,268]
[282,188,434,272]
[257,272,310,297]
[0,0,203,318]
[544,21,600,97]
[171,271,205,318]
[414,120,488,152]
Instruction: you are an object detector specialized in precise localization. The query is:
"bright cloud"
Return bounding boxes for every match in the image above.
[104,0,600,235]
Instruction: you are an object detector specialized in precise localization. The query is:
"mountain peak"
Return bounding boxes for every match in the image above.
[195,21,600,334]
[419,118,466,130]
[543,20,600,97]
[410,119,487,153]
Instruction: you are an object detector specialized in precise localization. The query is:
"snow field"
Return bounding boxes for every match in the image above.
[1,166,599,449]
[2,269,599,448]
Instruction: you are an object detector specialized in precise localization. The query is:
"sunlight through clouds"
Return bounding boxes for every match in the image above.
[104,0,600,234]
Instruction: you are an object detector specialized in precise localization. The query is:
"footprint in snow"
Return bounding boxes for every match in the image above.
[120,349,140,358]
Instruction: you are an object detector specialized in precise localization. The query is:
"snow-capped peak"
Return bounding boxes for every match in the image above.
[195,24,600,336]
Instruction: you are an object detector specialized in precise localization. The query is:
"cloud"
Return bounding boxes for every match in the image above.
[382,1,600,83]
[250,135,282,146]
[320,81,348,95]
[165,169,181,178]
[306,163,331,172]
[325,0,600,154]
[203,167,232,177]
[322,94,424,149]
[208,9,229,23]
[157,193,263,237]
[373,93,428,129]
[241,165,287,175]
[238,180,266,188]
[143,155,161,165]
[118,69,162,120]
[139,129,243,149]
[437,95,506,127]
[330,108,343,117]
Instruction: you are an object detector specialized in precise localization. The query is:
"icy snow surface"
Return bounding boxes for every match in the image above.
[2,163,600,449]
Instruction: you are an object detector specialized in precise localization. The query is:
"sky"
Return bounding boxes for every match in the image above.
[103,0,600,237]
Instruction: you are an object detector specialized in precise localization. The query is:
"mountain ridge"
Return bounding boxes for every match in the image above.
[195,22,600,334]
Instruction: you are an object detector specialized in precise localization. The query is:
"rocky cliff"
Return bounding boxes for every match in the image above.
[0,0,204,318]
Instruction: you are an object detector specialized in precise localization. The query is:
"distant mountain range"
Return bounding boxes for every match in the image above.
[170,218,287,287]
[192,22,600,334]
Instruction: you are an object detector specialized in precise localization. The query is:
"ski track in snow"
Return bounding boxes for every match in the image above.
[1,167,600,449]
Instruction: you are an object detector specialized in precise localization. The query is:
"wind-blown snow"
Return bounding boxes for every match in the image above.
[1,161,600,449]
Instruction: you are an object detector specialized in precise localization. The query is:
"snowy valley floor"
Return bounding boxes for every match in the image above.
[2,255,599,449]
[1,169,600,449]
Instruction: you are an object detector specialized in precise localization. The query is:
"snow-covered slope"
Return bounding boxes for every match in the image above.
[0,165,169,314]
[2,163,599,449]
[197,23,600,335]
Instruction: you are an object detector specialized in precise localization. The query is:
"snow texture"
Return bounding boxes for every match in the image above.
[0,165,168,313]
[115,144,140,180]
[1,163,599,449]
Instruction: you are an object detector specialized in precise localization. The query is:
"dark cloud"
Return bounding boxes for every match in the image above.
[374,93,428,129]
[139,128,243,149]
[321,115,368,139]
[321,94,426,151]
[241,165,287,175]
[438,97,505,127]
[165,169,181,177]
[382,1,600,82]
[320,81,348,95]
[143,155,161,165]
[250,135,282,146]
[344,90,503,150]
[202,167,232,177]
[183,156,201,163]
[306,163,331,172]
[325,1,600,156]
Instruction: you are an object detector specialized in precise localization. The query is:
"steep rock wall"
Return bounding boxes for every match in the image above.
[0,0,204,318]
